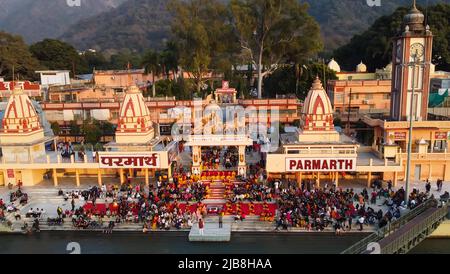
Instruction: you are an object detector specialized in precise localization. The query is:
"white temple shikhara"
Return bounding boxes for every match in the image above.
[102,84,171,185]
[0,85,55,185]
[266,77,360,187]
[115,85,155,144]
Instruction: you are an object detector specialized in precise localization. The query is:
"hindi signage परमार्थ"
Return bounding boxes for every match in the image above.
[98,153,160,169]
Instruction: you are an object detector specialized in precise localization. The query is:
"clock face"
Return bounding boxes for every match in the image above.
[410,43,424,58]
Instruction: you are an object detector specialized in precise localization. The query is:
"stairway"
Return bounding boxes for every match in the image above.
[207,181,226,200]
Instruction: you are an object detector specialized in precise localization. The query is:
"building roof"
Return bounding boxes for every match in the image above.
[327,58,341,73]
[115,85,155,144]
[403,1,425,32]
[0,85,43,135]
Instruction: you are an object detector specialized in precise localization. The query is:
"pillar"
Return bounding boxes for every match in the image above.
[238,145,247,176]
[129,168,133,178]
[145,168,149,186]
[119,168,125,184]
[97,169,102,186]
[316,172,320,188]
[367,172,372,188]
[75,169,80,187]
[296,172,301,187]
[393,171,398,187]
[168,165,172,178]
[192,145,201,174]
[53,168,58,187]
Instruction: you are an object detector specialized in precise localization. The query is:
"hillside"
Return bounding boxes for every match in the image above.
[60,0,171,54]
[0,0,126,43]
[0,0,445,51]
[60,0,444,53]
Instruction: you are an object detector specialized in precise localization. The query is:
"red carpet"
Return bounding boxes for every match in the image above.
[83,202,277,216]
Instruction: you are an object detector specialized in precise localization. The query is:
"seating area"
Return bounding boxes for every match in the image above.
[200,171,237,181]
[223,201,276,219]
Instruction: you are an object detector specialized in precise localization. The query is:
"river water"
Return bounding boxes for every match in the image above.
[0,231,447,254]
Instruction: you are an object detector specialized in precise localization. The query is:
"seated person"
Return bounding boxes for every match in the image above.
[6,204,16,212]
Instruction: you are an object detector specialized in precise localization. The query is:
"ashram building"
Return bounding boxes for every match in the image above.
[0,1,449,188]
[0,83,174,187]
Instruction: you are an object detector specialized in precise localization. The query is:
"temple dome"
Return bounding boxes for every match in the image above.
[356,61,367,73]
[327,58,341,72]
[403,1,425,32]
[385,62,393,73]
[302,77,335,132]
[1,85,42,134]
[115,85,155,143]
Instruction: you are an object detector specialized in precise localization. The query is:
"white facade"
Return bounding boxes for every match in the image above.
[37,70,71,87]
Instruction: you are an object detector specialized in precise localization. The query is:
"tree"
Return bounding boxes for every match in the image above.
[141,50,162,97]
[79,51,109,73]
[69,120,81,135]
[160,41,180,80]
[108,50,142,70]
[30,39,86,76]
[50,122,61,135]
[82,119,102,144]
[263,62,337,99]
[230,0,323,99]
[169,0,235,97]
[0,31,41,80]
[334,4,450,72]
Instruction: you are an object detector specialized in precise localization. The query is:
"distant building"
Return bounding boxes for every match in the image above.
[0,80,41,100]
[36,70,71,88]
[327,60,393,121]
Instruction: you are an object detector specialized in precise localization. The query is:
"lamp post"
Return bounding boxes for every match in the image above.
[404,52,425,203]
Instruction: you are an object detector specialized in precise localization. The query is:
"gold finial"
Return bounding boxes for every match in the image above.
[413,0,417,9]
[312,76,323,90]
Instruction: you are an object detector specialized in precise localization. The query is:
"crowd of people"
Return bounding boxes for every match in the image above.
[226,181,274,203]
[61,174,208,232]
[274,178,441,233]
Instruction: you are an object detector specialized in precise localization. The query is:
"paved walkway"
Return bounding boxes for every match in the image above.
[2,179,448,233]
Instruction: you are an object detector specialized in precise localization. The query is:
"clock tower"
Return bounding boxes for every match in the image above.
[390,1,433,121]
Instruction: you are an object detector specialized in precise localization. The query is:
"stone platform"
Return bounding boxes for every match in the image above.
[188,222,231,242]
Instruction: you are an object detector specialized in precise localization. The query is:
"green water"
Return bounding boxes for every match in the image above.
[0,231,447,254]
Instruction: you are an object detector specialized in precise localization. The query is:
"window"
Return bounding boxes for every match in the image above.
[365,94,373,100]
[351,94,359,100]
[383,94,391,100]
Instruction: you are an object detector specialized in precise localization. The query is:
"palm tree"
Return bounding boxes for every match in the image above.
[160,41,180,80]
[141,50,162,97]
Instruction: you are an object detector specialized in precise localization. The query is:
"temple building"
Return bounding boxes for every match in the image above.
[101,84,174,185]
[266,77,401,187]
[363,2,450,182]
[0,85,55,186]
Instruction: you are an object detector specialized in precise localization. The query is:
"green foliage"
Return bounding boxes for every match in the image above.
[159,41,180,77]
[108,50,142,70]
[81,118,114,144]
[230,0,323,98]
[146,79,194,100]
[69,120,81,135]
[50,122,61,135]
[30,39,86,75]
[334,3,450,71]
[169,0,236,95]
[80,51,109,72]
[61,0,171,53]
[263,63,337,99]
[0,31,41,80]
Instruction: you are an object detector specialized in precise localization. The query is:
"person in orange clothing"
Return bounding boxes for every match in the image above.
[249,202,255,215]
